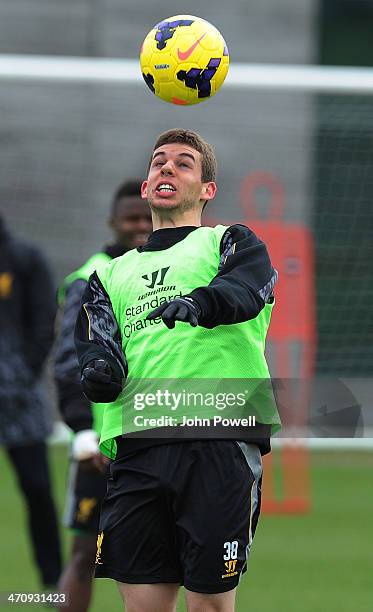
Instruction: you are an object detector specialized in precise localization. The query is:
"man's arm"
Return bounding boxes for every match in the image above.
[148,224,278,329]
[189,224,277,327]
[74,271,127,403]
[54,279,93,432]
[24,246,56,375]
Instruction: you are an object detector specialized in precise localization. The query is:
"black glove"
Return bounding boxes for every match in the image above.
[81,359,123,403]
[146,296,201,329]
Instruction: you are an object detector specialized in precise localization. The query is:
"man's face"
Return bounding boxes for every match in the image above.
[110,197,152,249]
[141,143,216,212]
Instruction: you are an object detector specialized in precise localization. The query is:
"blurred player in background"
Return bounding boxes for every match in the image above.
[75,129,280,612]
[53,181,152,612]
[0,214,62,591]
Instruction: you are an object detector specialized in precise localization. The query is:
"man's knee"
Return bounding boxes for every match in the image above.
[117,582,179,612]
[185,588,236,612]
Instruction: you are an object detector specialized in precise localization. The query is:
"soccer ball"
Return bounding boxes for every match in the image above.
[140,15,229,105]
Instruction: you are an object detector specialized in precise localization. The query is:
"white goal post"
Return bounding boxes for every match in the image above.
[1,54,373,93]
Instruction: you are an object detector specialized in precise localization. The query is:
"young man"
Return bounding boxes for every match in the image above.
[54,181,152,612]
[75,129,280,612]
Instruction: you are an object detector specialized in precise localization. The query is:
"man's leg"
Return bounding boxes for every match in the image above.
[185,588,236,612]
[58,534,96,612]
[117,582,179,612]
[58,459,108,611]
[94,447,182,606]
[7,441,62,587]
[173,441,263,610]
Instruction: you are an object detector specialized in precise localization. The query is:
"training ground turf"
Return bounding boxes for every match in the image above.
[0,446,371,611]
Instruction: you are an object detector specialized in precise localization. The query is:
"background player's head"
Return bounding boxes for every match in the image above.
[109,179,152,248]
[142,129,217,217]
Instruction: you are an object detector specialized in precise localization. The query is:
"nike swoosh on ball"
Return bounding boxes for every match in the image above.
[177,33,207,60]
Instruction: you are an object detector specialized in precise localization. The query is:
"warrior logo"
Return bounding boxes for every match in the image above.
[142,267,170,289]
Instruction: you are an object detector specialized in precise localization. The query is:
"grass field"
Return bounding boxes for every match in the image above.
[0,445,372,611]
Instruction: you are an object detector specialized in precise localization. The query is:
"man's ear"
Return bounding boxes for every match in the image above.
[201,182,217,201]
[141,181,148,199]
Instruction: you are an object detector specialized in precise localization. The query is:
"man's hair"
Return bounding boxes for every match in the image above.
[149,129,217,182]
[110,179,143,218]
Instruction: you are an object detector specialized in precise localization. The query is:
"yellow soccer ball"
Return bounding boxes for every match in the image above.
[140,15,229,105]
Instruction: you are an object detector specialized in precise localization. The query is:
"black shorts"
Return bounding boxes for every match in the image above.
[95,440,263,593]
[64,460,108,534]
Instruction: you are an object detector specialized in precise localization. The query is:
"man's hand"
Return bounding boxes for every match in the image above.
[72,429,99,461]
[72,431,110,473]
[81,359,122,402]
[146,296,201,329]
[91,452,111,474]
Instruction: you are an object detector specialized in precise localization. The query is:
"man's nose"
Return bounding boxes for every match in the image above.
[161,161,174,175]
